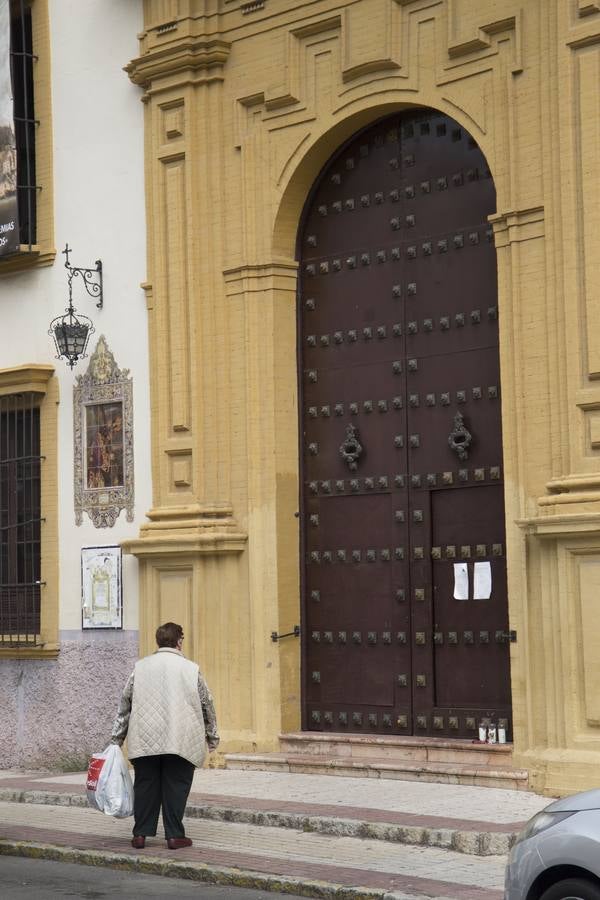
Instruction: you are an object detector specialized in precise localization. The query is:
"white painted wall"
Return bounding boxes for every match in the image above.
[0,0,148,631]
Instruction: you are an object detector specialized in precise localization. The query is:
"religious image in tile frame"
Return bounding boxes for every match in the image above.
[85,402,124,490]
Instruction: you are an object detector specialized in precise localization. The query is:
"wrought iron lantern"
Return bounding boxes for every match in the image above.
[49,244,103,368]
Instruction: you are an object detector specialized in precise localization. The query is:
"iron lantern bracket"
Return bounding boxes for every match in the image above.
[63,243,103,308]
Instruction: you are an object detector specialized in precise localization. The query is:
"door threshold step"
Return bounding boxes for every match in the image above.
[279,732,513,766]
[224,752,529,790]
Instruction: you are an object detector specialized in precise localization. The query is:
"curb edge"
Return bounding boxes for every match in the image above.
[0,839,419,900]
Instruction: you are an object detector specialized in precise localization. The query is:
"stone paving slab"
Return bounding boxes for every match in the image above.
[0,786,517,856]
[186,793,522,833]
[0,784,520,833]
[0,801,505,900]
[194,770,548,822]
[0,767,549,824]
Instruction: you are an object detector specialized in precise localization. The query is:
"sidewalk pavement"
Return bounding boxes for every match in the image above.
[0,768,550,900]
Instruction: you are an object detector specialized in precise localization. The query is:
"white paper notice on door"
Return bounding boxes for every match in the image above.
[474,561,492,599]
[453,562,469,600]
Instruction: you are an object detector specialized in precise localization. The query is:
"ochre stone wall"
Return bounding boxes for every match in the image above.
[125,0,600,795]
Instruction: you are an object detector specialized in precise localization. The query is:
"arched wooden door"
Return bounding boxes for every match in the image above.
[299,110,512,739]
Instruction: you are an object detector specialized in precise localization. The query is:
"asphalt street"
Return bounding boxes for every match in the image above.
[0,856,293,900]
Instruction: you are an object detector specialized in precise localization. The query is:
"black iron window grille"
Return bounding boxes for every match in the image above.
[10,0,37,248]
[0,392,43,645]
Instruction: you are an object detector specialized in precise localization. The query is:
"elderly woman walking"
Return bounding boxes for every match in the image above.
[111,621,219,849]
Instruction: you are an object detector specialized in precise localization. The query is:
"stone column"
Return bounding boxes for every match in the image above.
[123,8,252,742]
[123,3,301,749]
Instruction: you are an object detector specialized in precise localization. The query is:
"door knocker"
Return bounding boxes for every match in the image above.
[448,411,472,461]
[340,424,363,471]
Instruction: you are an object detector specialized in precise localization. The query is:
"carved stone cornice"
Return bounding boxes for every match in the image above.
[518,511,600,539]
[126,37,231,89]
[122,504,248,558]
[0,246,56,275]
[224,261,299,298]
[123,527,247,559]
[0,364,54,397]
[489,206,545,248]
[123,534,248,559]
[545,474,600,496]
[519,477,600,536]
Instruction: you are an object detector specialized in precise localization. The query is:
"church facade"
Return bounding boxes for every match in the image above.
[3,0,600,798]
[123,0,600,797]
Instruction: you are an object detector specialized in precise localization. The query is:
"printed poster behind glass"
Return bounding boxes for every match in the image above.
[81,545,122,629]
[0,0,19,255]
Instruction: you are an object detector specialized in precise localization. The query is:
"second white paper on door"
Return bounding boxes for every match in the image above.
[473,561,492,599]
[453,562,469,600]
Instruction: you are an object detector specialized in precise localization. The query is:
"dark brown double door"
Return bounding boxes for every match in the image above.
[299,110,512,739]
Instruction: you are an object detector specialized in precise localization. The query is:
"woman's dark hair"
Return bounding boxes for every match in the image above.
[156,622,183,648]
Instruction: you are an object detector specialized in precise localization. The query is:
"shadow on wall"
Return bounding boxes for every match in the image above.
[0,631,139,770]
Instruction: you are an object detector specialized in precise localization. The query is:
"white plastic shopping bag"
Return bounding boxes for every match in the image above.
[86,744,133,818]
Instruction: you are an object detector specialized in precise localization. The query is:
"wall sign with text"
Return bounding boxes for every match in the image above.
[81,545,122,630]
[0,0,19,255]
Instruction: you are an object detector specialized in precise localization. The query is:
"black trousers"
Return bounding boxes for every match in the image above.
[131,754,195,839]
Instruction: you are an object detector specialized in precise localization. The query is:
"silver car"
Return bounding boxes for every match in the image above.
[505,789,600,900]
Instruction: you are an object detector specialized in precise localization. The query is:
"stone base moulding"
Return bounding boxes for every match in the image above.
[122,523,247,668]
[516,510,600,795]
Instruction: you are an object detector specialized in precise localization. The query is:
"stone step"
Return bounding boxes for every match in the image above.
[224,751,529,791]
[279,731,514,766]
[0,785,526,857]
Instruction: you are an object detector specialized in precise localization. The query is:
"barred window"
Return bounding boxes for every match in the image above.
[0,392,42,644]
[10,0,36,248]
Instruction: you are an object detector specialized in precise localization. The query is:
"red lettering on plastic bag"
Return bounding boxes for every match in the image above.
[86,745,133,817]
[86,755,106,792]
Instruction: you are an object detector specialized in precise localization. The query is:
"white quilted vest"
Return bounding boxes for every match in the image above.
[127,648,207,767]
